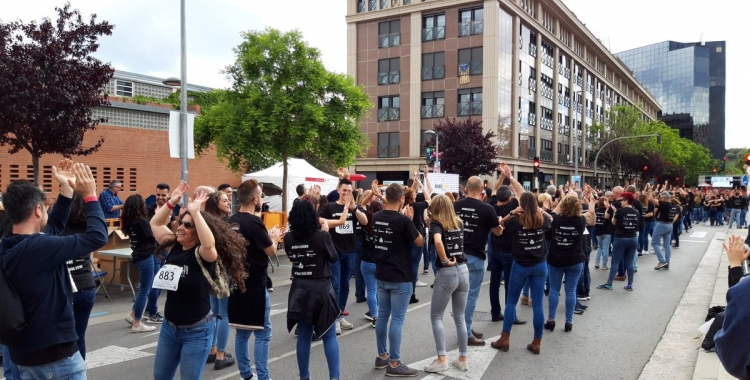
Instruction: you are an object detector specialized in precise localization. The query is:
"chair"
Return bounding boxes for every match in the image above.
[92,265,112,301]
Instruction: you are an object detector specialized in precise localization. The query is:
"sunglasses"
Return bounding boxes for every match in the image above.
[178,220,195,229]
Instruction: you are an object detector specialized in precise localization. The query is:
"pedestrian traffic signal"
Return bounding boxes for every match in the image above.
[533,157,540,168]
[745,152,750,164]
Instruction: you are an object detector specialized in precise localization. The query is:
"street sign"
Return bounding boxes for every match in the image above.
[742,174,748,187]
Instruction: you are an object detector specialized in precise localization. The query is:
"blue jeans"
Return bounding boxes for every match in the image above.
[133,257,155,320]
[360,261,378,318]
[576,235,591,297]
[3,345,20,380]
[619,232,639,273]
[375,280,411,362]
[72,287,97,360]
[296,320,339,379]
[489,250,511,319]
[607,236,637,286]
[153,318,216,380]
[639,221,654,253]
[729,209,742,228]
[210,296,230,352]
[147,255,163,316]
[236,291,272,380]
[464,255,485,337]
[331,252,355,314]
[740,209,748,228]
[410,242,423,293]
[652,222,673,265]
[16,351,86,380]
[502,261,547,338]
[427,244,437,276]
[595,234,611,267]
[354,240,366,302]
[589,226,598,246]
[548,263,583,323]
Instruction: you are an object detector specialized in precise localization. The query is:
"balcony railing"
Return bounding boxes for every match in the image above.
[528,113,536,125]
[380,0,388,9]
[576,77,582,86]
[458,20,483,36]
[528,77,536,92]
[527,148,536,160]
[459,61,483,75]
[529,43,537,57]
[457,101,482,116]
[541,118,553,131]
[358,0,365,12]
[421,104,445,119]
[422,26,445,41]
[421,65,445,80]
[540,150,553,163]
[377,144,399,158]
[377,108,400,122]
[378,33,401,48]
[377,71,400,85]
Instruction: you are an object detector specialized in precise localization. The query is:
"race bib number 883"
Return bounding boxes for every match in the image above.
[152,264,183,291]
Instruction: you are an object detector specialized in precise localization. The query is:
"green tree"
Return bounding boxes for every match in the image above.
[195,28,371,211]
[423,117,498,182]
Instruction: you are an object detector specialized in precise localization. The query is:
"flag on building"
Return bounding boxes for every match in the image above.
[459,63,470,84]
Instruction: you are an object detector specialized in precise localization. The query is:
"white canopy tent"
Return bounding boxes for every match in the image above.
[241,158,339,212]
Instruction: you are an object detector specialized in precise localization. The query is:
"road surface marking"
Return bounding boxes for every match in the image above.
[407,335,501,380]
[689,231,707,238]
[86,345,153,370]
[680,240,706,243]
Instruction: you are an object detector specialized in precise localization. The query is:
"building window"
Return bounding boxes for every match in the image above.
[377,95,400,122]
[379,20,401,48]
[421,91,445,119]
[116,80,133,97]
[422,14,446,41]
[458,7,483,36]
[378,132,400,158]
[540,139,553,162]
[528,101,536,126]
[457,88,482,116]
[358,0,365,12]
[458,47,483,76]
[422,52,445,80]
[378,58,400,85]
[369,0,377,11]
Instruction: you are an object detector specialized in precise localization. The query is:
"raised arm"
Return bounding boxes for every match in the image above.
[152,181,187,245]
[422,165,434,197]
[187,193,217,262]
[500,162,524,200]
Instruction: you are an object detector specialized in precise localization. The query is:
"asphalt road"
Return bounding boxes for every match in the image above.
[4,224,726,380]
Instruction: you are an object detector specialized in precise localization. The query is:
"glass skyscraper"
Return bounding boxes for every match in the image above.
[616,41,726,158]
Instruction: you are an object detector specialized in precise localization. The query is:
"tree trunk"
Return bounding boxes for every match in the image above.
[282,155,288,213]
[32,153,40,186]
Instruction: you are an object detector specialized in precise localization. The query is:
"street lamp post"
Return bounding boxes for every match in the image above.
[424,129,439,172]
[162,0,188,206]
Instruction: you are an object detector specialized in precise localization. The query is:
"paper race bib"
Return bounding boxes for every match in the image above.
[152,264,183,291]
[336,221,354,234]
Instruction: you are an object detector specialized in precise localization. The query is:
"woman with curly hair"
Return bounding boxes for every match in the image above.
[286,199,341,380]
[150,182,248,380]
[544,195,595,333]
[121,194,157,333]
[203,191,235,369]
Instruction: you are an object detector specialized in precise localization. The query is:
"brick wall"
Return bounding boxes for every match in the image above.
[0,124,241,198]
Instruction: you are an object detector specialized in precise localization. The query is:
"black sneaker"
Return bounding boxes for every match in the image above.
[664,263,670,270]
[206,353,216,364]
[375,356,390,370]
[214,353,235,370]
[491,314,504,322]
[409,294,419,304]
[365,311,374,321]
[385,361,418,377]
[144,312,164,324]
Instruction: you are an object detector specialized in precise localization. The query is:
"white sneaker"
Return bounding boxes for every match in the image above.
[416,280,428,287]
[424,360,449,373]
[131,323,156,333]
[339,318,353,330]
[335,321,342,335]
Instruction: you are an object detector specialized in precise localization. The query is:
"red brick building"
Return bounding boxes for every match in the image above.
[0,71,240,198]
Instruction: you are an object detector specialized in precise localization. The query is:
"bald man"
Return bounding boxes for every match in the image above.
[454,176,503,346]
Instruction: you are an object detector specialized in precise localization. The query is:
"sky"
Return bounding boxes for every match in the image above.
[3,0,747,149]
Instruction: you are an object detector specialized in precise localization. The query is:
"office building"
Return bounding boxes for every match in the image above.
[616,41,726,159]
[346,0,660,186]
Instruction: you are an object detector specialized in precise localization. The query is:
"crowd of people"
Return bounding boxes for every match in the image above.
[1,159,749,380]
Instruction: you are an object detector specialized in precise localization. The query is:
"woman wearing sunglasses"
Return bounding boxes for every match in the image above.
[150,182,248,380]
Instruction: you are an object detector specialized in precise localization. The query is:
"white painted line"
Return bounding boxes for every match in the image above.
[679,240,707,243]
[270,308,288,317]
[139,331,161,338]
[86,345,154,370]
[130,342,159,351]
[407,335,501,380]
[689,231,707,238]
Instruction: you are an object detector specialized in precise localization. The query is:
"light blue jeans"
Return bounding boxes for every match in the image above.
[16,351,86,380]
[595,234,611,267]
[464,255,486,337]
[376,280,412,362]
[210,295,230,352]
[547,263,583,324]
[652,222,673,265]
[153,318,216,380]
[236,291,272,380]
[729,209,742,228]
[296,320,339,379]
[360,261,378,318]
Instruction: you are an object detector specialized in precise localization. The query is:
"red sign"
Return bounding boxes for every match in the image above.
[305,177,325,183]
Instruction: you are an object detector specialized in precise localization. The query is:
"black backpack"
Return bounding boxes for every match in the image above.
[0,252,27,347]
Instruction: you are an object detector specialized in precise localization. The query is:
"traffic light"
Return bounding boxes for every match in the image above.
[643,165,648,172]
[533,156,540,177]
[745,152,750,165]
[713,168,718,173]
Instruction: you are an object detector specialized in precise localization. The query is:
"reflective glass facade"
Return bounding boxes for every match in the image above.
[616,41,726,158]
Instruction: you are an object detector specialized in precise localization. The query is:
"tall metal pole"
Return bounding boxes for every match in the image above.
[436,133,440,173]
[179,0,188,206]
[574,111,578,177]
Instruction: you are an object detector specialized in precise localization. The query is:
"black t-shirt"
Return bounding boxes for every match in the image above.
[129,218,156,264]
[503,214,550,267]
[362,227,376,263]
[728,196,744,209]
[643,202,655,223]
[430,221,466,269]
[631,199,644,230]
[164,244,216,325]
[655,200,673,223]
[319,202,359,253]
[454,197,499,260]
[229,212,273,269]
[66,255,96,290]
[490,198,519,253]
[412,201,429,231]
[671,203,682,223]
[548,214,586,267]
[285,230,337,279]
[614,207,639,237]
[372,210,420,282]
[594,207,612,236]
[353,205,367,240]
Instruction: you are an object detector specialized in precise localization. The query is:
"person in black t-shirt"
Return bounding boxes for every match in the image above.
[671,199,683,248]
[455,175,503,346]
[594,197,613,270]
[372,183,423,377]
[491,192,551,354]
[423,194,470,373]
[285,200,341,380]
[405,167,433,303]
[649,190,676,270]
[361,201,385,327]
[597,192,639,291]
[150,182,248,380]
[728,190,744,229]
[122,194,158,334]
[638,192,656,258]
